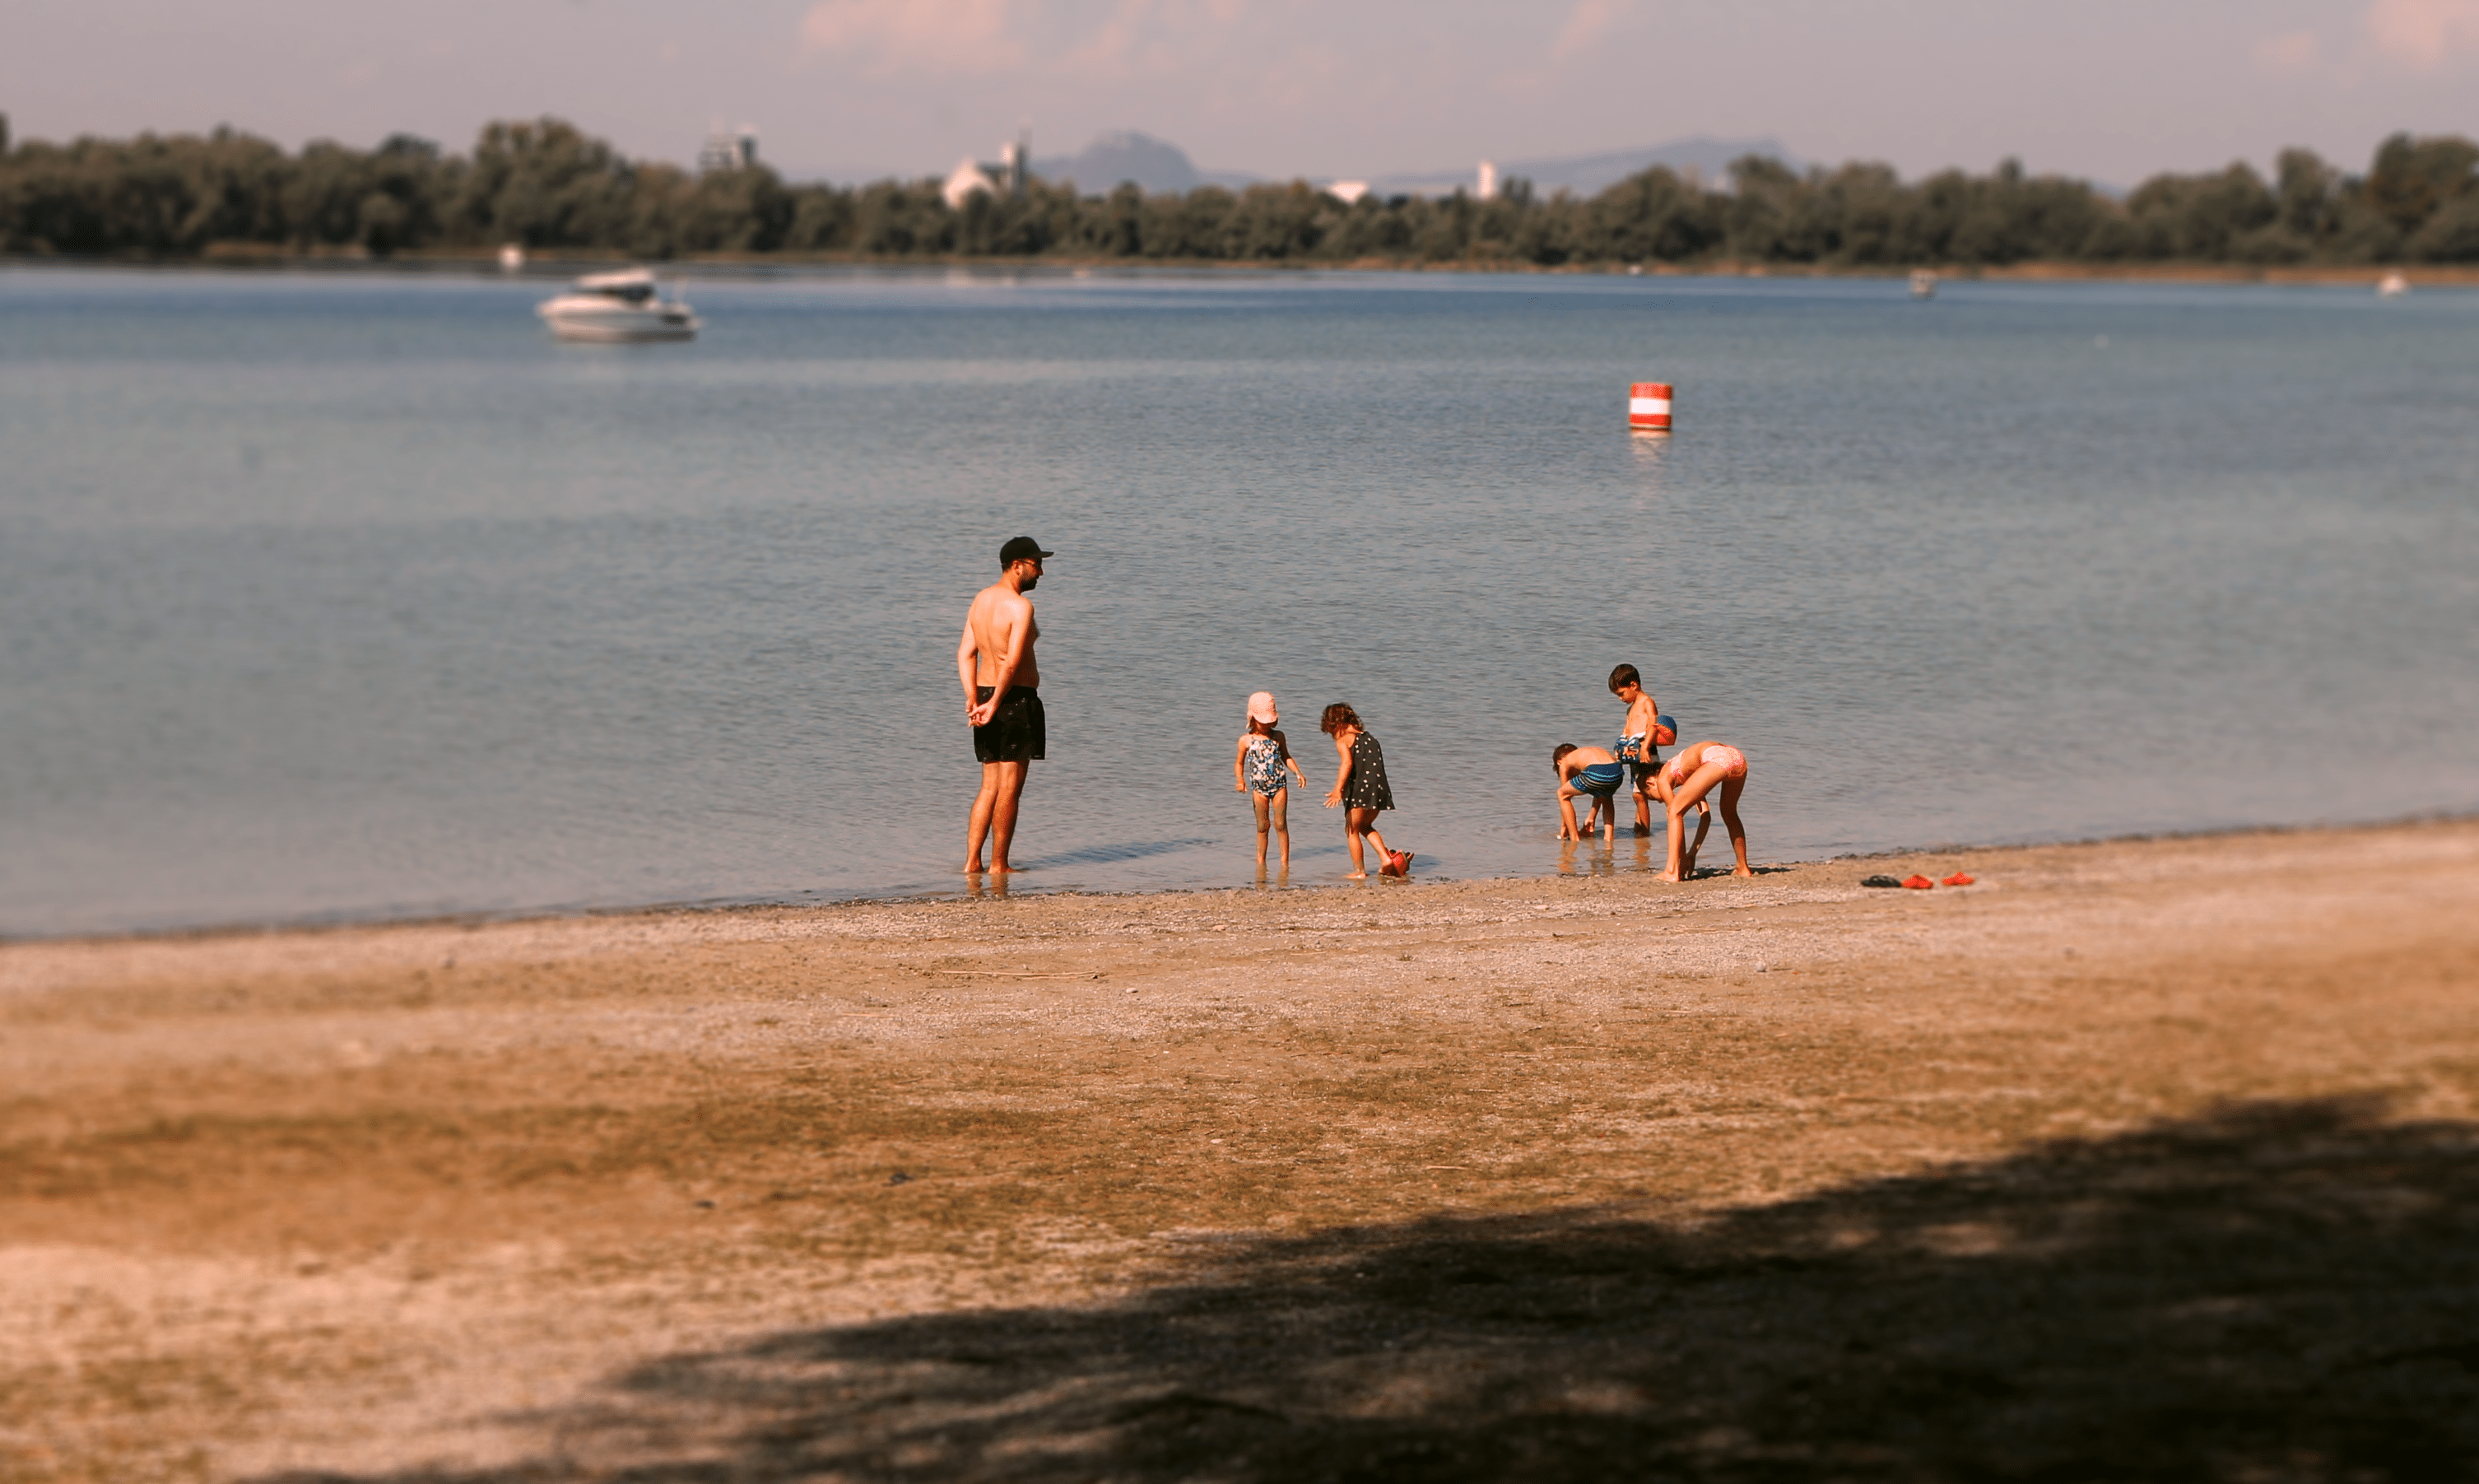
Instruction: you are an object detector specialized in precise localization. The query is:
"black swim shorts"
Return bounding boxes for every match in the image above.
[973,686,1045,764]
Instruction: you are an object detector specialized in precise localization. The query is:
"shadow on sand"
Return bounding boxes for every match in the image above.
[271,1097,2479,1482]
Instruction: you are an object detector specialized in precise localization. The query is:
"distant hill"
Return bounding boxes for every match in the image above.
[1031,131,1258,194]
[1370,137,1802,198]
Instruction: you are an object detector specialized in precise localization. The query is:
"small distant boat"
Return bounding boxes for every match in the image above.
[537,269,700,342]
[2378,272,2409,298]
[497,243,525,272]
[1909,269,1938,300]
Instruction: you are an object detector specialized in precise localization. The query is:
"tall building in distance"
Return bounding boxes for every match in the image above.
[698,125,759,174]
[999,131,1030,194]
[1476,160,1499,201]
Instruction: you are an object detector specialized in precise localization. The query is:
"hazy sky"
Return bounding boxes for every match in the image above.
[7,0,2477,185]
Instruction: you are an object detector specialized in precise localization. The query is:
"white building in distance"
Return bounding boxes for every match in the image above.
[1477,160,1498,200]
[942,159,1000,209]
[945,133,1032,208]
[1327,179,1371,204]
[699,126,758,174]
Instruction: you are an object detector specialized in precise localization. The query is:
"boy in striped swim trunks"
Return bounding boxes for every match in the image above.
[1553,742,1627,844]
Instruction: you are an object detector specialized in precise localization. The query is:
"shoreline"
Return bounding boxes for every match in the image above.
[7,809,2472,951]
[6,815,2475,1478]
[11,248,2479,288]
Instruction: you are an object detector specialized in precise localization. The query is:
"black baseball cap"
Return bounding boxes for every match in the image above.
[999,536,1054,567]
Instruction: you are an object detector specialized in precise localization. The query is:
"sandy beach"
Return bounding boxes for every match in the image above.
[6,820,2477,1482]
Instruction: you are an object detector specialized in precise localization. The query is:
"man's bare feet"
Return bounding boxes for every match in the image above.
[962,862,985,874]
[990,863,1023,874]
[1733,865,1754,877]
[1656,871,1683,882]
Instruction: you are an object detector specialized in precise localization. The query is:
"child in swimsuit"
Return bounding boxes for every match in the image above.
[1320,702,1410,878]
[1647,739,1752,882]
[1552,743,1626,844]
[1232,691,1308,873]
[1607,663,1672,835]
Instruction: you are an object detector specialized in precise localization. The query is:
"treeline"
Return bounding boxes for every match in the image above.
[5,114,2477,267]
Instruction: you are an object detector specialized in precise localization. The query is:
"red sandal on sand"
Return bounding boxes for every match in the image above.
[1942,872,1974,886]
[1901,874,1936,890]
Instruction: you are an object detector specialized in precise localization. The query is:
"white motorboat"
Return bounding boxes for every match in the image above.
[1909,268,1938,300]
[537,269,700,342]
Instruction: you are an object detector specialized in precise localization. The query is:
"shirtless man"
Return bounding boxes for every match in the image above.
[957,536,1051,874]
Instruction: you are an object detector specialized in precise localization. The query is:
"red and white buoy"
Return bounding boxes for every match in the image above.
[1628,381,1673,433]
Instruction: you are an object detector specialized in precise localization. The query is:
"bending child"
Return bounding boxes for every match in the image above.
[1233,691,1309,872]
[1321,703,1412,878]
[1648,739,1752,882]
[1552,743,1626,843]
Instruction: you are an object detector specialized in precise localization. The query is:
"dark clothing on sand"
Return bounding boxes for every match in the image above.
[973,686,1045,764]
[1342,731,1394,812]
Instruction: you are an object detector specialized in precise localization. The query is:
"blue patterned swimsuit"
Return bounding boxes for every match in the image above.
[1244,736,1291,796]
[1616,732,1657,787]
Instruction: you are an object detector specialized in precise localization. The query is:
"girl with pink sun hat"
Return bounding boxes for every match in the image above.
[1233,691,1308,874]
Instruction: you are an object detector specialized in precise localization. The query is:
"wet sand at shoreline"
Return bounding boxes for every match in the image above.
[6,821,2477,1482]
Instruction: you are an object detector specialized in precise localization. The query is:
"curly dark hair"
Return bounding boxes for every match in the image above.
[1319,702,1362,735]
[1608,663,1641,693]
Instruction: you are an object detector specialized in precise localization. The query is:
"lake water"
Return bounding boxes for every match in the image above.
[3,265,2475,937]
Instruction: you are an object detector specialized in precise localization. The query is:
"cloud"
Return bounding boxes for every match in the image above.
[1548,0,1633,62]
[799,0,1254,81]
[1488,0,1632,95]
[2364,0,2479,70]
[1063,0,1260,77]
[799,0,1030,75]
[1063,0,1156,72]
[2251,29,2321,76]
